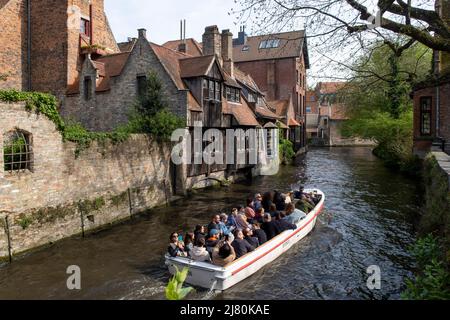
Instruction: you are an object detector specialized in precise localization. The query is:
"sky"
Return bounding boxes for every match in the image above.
[105,0,239,45]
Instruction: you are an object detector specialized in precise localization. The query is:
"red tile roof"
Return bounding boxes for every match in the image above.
[179,55,216,78]
[229,100,260,126]
[150,43,190,90]
[233,30,306,63]
[288,118,301,127]
[269,99,290,118]
[95,52,131,77]
[162,38,203,57]
[316,82,346,94]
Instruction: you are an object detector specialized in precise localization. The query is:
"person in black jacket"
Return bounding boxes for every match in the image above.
[232,229,255,258]
[252,222,268,245]
[243,228,259,248]
[274,212,297,232]
[261,213,280,240]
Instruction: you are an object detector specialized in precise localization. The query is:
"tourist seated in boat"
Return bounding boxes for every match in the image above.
[254,207,265,223]
[207,215,222,237]
[284,203,307,225]
[219,213,233,236]
[231,229,255,259]
[212,236,236,266]
[285,192,293,205]
[235,211,252,231]
[168,232,187,257]
[262,191,274,211]
[274,191,286,211]
[244,197,256,223]
[184,232,195,257]
[194,224,207,242]
[243,227,260,248]
[190,237,212,263]
[251,222,267,245]
[268,203,279,218]
[253,193,263,211]
[206,229,221,253]
[227,208,239,229]
[274,212,298,232]
[261,213,280,240]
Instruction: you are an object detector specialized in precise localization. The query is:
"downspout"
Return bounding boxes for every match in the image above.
[89,4,93,45]
[435,51,443,150]
[27,0,31,91]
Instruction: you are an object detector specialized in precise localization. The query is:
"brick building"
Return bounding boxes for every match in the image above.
[0,0,119,101]
[232,28,310,150]
[306,82,374,147]
[412,1,450,157]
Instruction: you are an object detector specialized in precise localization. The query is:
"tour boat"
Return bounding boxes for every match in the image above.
[165,188,325,291]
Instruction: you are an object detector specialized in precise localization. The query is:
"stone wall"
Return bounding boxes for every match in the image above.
[420,152,450,236]
[0,102,172,261]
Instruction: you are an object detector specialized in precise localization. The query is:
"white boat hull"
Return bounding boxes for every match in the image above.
[165,189,325,291]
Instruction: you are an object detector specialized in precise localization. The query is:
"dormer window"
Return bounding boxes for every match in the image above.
[259,39,280,49]
[226,86,240,103]
[80,18,90,37]
[203,78,221,102]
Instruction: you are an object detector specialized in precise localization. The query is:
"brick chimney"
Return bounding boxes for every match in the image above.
[221,29,234,77]
[178,42,187,53]
[202,26,222,58]
[138,28,147,39]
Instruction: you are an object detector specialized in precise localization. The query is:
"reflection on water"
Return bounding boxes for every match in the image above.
[0,147,420,300]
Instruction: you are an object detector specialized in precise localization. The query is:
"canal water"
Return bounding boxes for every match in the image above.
[0,147,420,300]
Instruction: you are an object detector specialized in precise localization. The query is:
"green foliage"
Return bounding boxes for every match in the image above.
[16,214,33,230]
[165,266,194,300]
[279,137,295,165]
[131,72,185,141]
[340,41,431,173]
[78,197,106,214]
[402,235,450,300]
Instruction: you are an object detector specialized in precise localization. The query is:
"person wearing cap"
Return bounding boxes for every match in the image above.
[206,229,220,250]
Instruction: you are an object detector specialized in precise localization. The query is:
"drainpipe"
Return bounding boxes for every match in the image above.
[27,0,31,91]
[89,4,93,45]
[434,51,443,150]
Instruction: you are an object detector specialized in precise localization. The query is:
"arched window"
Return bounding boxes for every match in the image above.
[3,130,33,173]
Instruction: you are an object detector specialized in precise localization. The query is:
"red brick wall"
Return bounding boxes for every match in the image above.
[0,0,28,90]
[30,0,68,99]
[235,56,306,118]
[413,82,450,155]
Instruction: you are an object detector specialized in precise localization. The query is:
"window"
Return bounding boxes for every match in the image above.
[420,97,432,136]
[306,107,312,113]
[3,130,33,173]
[259,39,280,49]
[84,77,92,100]
[267,129,273,157]
[215,81,221,101]
[137,75,147,98]
[204,78,221,102]
[80,18,90,37]
[226,86,240,103]
[324,118,328,126]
